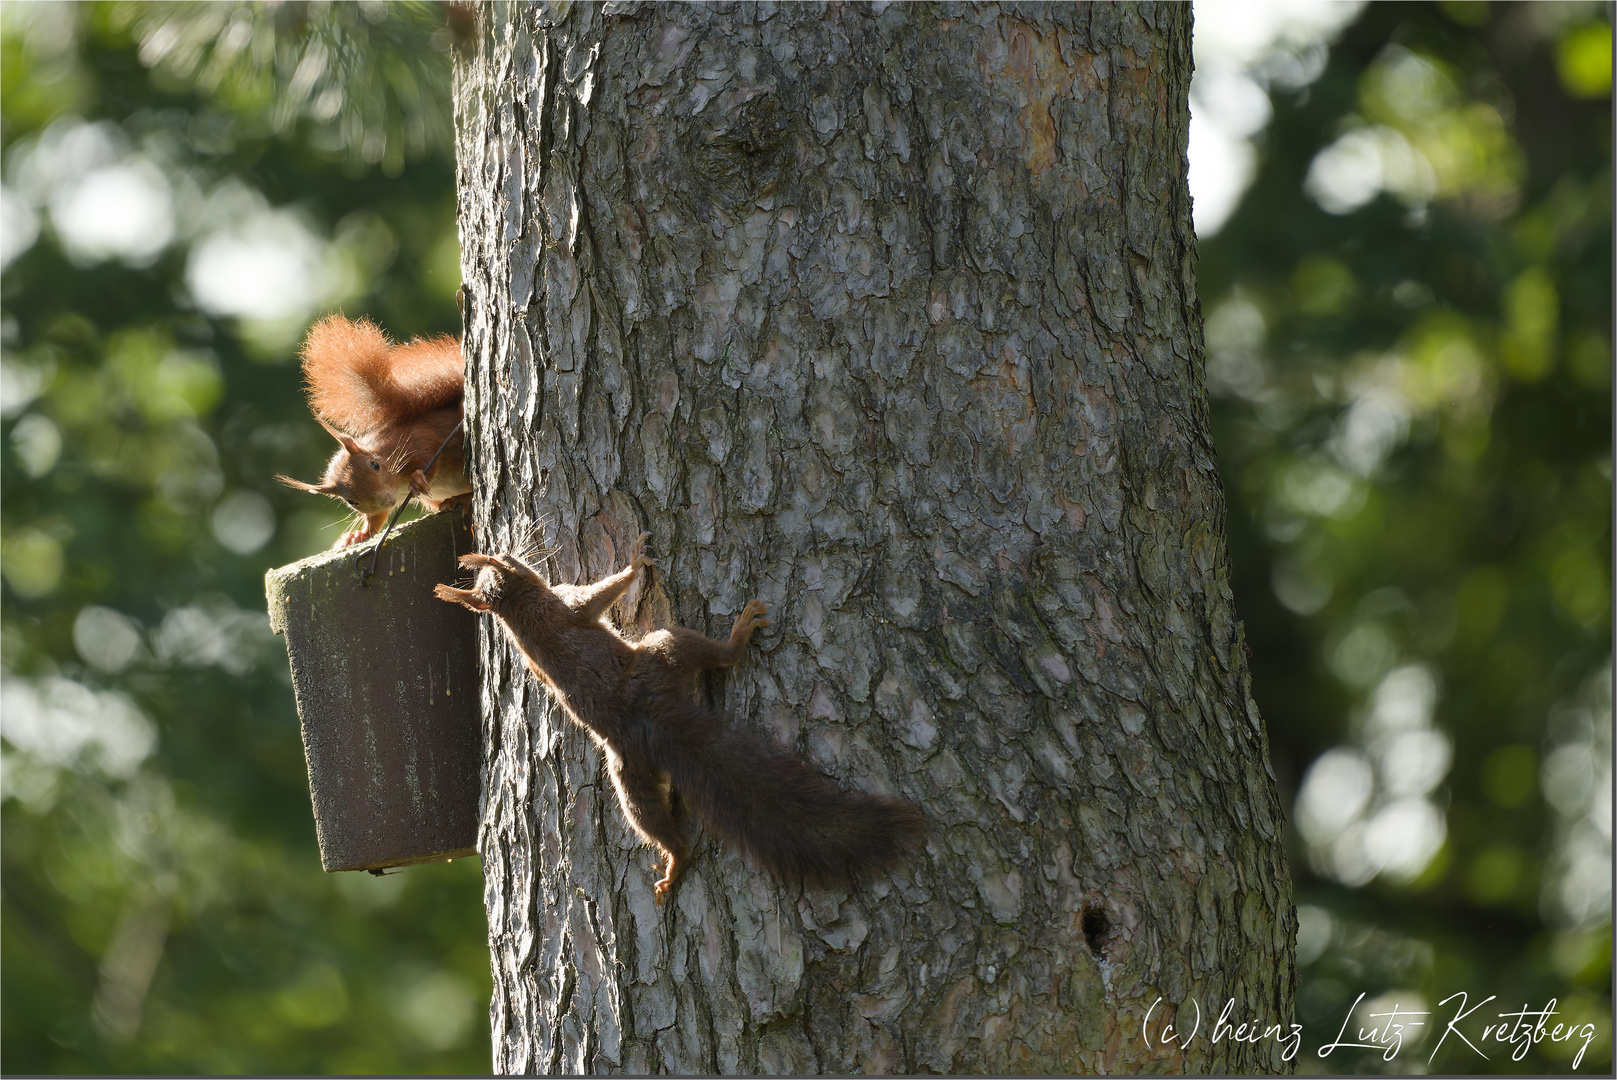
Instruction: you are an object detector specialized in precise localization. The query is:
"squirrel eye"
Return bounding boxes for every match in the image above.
[344,499,358,508]
[370,460,381,471]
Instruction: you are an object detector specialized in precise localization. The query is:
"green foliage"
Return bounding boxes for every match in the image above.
[1201,1,1611,1071]
[111,0,456,176]
[1,2,485,1073]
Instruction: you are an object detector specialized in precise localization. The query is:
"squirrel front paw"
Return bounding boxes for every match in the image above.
[628,531,656,571]
[334,528,372,549]
[408,468,433,499]
[731,598,771,642]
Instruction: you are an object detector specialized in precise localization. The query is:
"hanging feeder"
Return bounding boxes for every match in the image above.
[265,509,482,873]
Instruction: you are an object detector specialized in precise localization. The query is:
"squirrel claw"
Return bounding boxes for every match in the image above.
[409,468,433,499]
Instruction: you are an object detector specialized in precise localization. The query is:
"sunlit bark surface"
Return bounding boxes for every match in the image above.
[454,2,1295,1072]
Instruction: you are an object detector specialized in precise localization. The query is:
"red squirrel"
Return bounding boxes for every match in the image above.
[434,533,925,898]
[277,314,471,548]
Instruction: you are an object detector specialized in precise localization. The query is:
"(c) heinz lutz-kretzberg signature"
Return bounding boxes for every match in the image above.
[1141,991,1600,1068]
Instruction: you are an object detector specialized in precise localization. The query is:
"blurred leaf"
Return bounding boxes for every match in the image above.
[1557,19,1614,99]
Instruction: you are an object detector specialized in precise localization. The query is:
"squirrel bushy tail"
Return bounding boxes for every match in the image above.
[650,703,926,887]
[301,314,463,435]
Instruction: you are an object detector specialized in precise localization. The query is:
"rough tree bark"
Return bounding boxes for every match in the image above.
[452,2,1295,1073]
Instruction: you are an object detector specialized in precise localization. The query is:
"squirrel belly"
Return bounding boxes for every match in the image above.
[433,536,925,899]
[277,314,471,548]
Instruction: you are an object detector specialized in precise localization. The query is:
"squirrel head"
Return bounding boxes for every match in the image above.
[275,420,408,516]
[434,552,549,615]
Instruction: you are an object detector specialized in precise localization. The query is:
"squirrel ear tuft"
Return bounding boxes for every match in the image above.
[493,553,544,582]
[275,474,325,494]
[316,418,368,457]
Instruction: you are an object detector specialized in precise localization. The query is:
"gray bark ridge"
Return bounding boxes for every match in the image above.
[455,2,1296,1073]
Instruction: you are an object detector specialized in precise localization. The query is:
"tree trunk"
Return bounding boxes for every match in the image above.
[453,2,1295,1073]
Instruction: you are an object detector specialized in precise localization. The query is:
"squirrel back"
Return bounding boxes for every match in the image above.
[301,314,463,436]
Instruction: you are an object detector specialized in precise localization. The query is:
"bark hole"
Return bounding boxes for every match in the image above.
[1081,906,1110,957]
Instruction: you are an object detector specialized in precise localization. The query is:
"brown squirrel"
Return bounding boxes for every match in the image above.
[434,534,925,898]
[276,314,471,548]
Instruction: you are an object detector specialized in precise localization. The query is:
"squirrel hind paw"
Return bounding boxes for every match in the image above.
[652,851,685,903]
